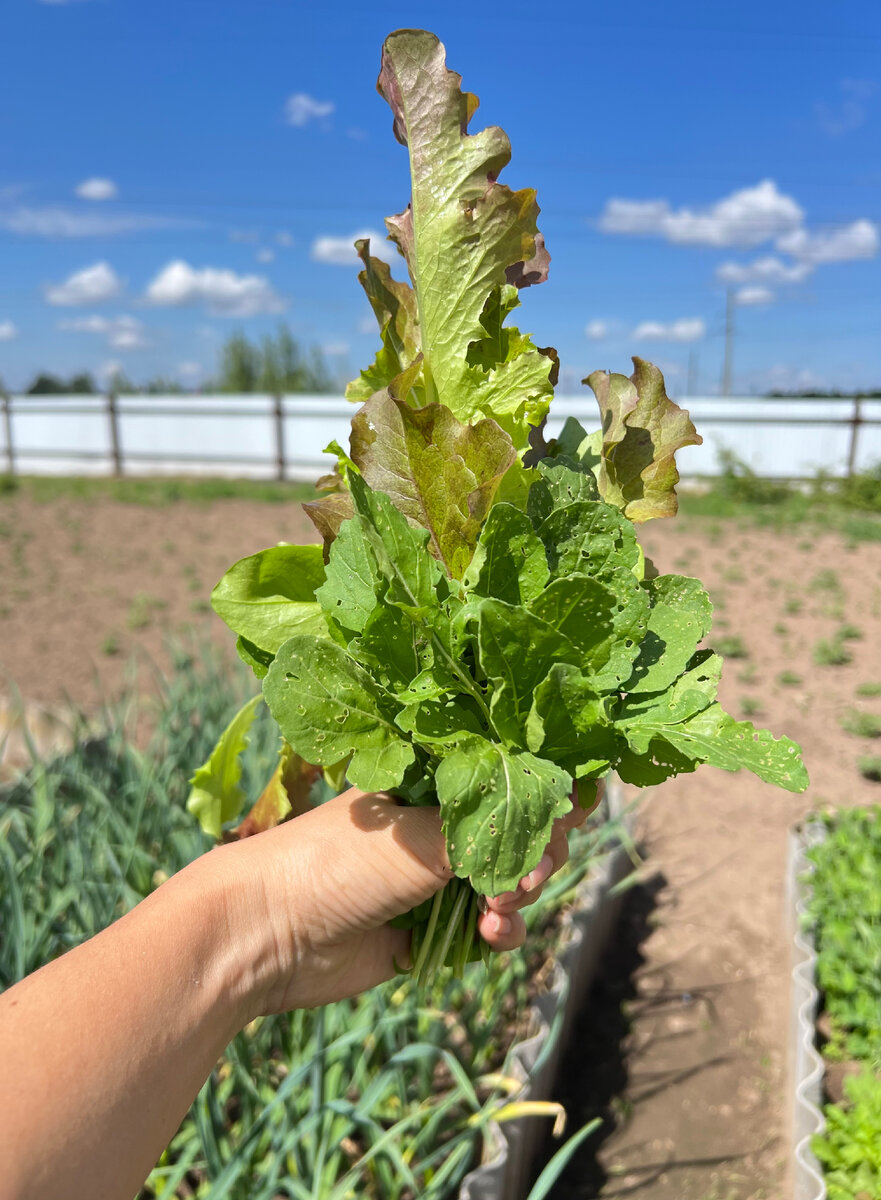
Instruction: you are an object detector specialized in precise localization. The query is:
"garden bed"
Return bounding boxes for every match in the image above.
[788,809,881,1200]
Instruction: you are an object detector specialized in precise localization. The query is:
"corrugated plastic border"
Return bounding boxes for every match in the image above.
[786,822,826,1200]
[459,777,633,1200]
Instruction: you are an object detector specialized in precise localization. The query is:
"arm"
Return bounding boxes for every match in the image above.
[0,787,585,1200]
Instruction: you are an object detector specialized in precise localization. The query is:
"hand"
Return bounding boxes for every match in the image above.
[211,782,602,1014]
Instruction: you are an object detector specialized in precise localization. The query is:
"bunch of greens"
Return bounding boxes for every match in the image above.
[806,807,881,1065]
[189,28,807,983]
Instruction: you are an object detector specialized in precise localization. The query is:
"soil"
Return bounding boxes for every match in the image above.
[3,492,881,1198]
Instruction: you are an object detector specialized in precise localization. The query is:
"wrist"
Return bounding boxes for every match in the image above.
[180,841,285,1024]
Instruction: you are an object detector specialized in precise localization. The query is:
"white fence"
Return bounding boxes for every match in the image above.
[2,393,880,481]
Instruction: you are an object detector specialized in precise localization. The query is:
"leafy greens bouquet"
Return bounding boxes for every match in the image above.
[188,29,808,984]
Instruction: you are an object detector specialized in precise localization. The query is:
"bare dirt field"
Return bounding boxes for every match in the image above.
[3,486,881,1199]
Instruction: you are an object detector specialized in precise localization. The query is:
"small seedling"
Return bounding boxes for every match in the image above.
[813,637,852,667]
[713,634,749,659]
[857,756,881,782]
[784,597,803,615]
[856,682,881,697]
[740,697,764,718]
[840,710,881,738]
[838,623,863,641]
[810,568,841,593]
[778,670,802,688]
[127,593,168,631]
[774,622,789,636]
[738,664,758,685]
[100,632,121,656]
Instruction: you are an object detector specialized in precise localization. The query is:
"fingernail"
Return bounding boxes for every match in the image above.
[487,911,512,936]
[493,889,519,908]
[521,853,553,893]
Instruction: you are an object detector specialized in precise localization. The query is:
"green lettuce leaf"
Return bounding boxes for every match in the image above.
[624,575,714,694]
[630,704,809,793]
[186,695,262,839]
[615,650,722,749]
[525,663,617,777]
[263,636,414,791]
[462,502,549,605]
[350,391,515,579]
[479,591,613,745]
[346,239,422,405]
[585,357,702,521]
[211,544,328,653]
[435,738,572,895]
[375,29,554,445]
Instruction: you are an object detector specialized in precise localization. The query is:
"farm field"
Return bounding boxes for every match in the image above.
[3,481,881,1197]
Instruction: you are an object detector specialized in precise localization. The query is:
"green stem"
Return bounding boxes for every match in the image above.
[411,887,445,984]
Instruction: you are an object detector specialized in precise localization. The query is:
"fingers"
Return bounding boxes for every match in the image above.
[477,907,527,952]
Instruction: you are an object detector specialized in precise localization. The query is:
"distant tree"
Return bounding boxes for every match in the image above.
[107,368,137,395]
[68,372,97,395]
[215,326,336,393]
[27,373,68,395]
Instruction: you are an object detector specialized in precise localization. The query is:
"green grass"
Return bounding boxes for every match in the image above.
[712,634,749,660]
[777,670,802,688]
[858,757,881,783]
[841,710,881,738]
[813,637,853,667]
[0,474,318,507]
[857,682,881,698]
[0,641,619,1200]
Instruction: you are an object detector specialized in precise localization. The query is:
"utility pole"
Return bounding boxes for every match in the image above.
[720,287,735,397]
[687,350,698,397]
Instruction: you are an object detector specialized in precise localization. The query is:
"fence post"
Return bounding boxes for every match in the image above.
[1,390,13,476]
[846,397,862,479]
[273,393,285,481]
[106,390,123,476]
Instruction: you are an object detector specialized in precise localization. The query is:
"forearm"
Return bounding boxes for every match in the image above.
[0,846,264,1200]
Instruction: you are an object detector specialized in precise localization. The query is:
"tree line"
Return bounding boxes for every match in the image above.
[12,328,340,395]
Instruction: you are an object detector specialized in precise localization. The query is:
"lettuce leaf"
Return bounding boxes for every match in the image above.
[186,695,263,838]
[585,357,702,521]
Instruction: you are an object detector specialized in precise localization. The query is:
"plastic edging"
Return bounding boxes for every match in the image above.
[460,777,633,1200]
[786,822,827,1200]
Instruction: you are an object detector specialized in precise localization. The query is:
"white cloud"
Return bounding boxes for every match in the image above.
[321,341,349,357]
[585,320,608,340]
[735,286,774,306]
[632,318,705,342]
[46,261,122,306]
[357,311,377,334]
[75,177,118,201]
[256,248,276,264]
[760,364,828,394]
[229,229,259,244]
[285,93,334,127]
[716,255,813,285]
[275,230,294,247]
[0,320,18,341]
[776,219,878,264]
[144,260,286,317]
[311,229,397,266]
[178,361,203,379]
[58,313,148,349]
[0,206,186,238]
[598,180,804,248]
[816,79,876,137]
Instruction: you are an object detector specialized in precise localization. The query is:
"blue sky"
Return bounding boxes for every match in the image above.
[1,0,879,395]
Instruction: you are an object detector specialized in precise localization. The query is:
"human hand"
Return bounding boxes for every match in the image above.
[209,781,602,1015]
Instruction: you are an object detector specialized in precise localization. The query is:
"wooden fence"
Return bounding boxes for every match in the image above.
[2,392,880,482]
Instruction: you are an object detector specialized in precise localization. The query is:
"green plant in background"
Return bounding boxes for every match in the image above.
[858,757,881,783]
[712,634,749,660]
[806,808,881,1065]
[0,642,620,1199]
[813,636,853,667]
[190,28,808,985]
[812,1068,881,1200]
[840,710,881,738]
[857,681,881,697]
[778,670,802,688]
